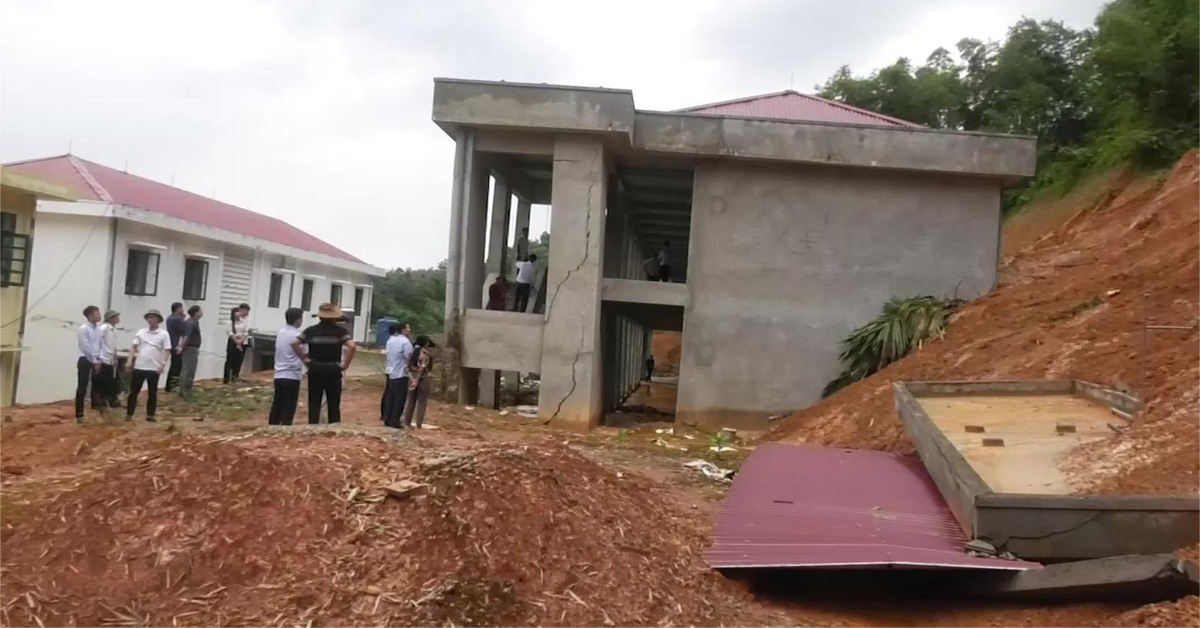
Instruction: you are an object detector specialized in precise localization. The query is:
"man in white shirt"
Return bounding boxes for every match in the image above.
[383,321,413,429]
[96,309,121,410]
[75,305,103,422]
[513,253,538,313]
[268,307,306,425]
[126,309,171,422]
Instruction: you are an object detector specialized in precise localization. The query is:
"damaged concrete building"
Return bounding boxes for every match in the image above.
[432,79,1037,430]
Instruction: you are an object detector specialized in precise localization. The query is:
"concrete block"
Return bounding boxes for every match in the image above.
[969,554,1199,601]
[385,480,427,500]
[1056,424,1077,434]
[965,425,986,433]
[982,438,1005,447]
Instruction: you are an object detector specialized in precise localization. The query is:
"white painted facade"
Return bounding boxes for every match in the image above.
[16,200,383,404]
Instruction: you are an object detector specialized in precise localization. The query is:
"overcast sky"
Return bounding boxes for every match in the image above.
[0,0,1106,270]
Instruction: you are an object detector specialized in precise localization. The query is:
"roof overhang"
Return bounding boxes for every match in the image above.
[0,170,77,201]
[37,200,386,277]
[431,79,1038,185]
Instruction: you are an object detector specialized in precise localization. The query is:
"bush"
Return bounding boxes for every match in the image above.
[822,296,963,397]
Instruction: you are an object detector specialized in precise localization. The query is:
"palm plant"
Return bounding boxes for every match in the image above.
[822,296,963,397]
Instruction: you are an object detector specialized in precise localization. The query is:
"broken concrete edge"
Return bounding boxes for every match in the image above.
[1073,379,1143,416]
[893,382,992,538]
[963,554,1200,601]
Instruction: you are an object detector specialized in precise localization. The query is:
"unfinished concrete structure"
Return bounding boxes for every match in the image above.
[433,79,1037,430]
[894,380,1200,561]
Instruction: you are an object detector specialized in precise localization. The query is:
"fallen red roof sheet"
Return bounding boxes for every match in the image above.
[707,443,1038,570]
[3,154,364,264]
[678,90,922,128]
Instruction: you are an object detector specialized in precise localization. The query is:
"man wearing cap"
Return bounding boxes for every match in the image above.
[126,309,172,422]
[97,310,122,409]
[293,303,357,424]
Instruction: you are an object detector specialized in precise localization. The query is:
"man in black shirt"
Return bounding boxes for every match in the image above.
[294,303,357,424]
[164,302,186,392]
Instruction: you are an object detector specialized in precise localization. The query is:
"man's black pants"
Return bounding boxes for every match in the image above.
[165,351,183,392]
[307,363,343,424]
[269,379,301,425]
[380,376,389,421]
[127,369,160,418]
[75,357,95,418]
[383,376,410,428]
[224,339,245,383]
[514,282,531,313]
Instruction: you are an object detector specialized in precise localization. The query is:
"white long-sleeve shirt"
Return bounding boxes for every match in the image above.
[77,322,102,364]
[385,335,413,380]
[98,322,117,365]
[228,317,250,345]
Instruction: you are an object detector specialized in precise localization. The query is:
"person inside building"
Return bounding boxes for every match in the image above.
[642,250,661,281]
[383,321,413,428]
[75,305,103,423]
[486,275,508,311]
[97,309,121,409]
[516,227,530,262]
[224,303,251,384]
[177,305,204,400]
[126,309,171,422]
[513,253,538,313]
[645,354,655,382]
[164,302,187,392]
[294,303,357,425]
[403,335,436,429]
[269,307,305,426]
[657,241,672,283]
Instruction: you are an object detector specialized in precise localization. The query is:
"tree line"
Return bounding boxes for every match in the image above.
[818,0,1197,208]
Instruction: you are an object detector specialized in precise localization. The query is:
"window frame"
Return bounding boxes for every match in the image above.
[330,283,343,307]
[268,272,284,308]
[0,212,29,288]
[124,248,161,297]
[301,278,314,311]
[353,287,365,314]
[181,257,209,301]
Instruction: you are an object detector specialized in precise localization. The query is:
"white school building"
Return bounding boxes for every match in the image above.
[4,155,384,405]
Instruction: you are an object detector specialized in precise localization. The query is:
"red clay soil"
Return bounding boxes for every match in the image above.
[652,331,683,375]
[770,150,1200,497]
[0,434,787,627]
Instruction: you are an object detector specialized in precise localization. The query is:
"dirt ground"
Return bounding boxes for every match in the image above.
[2,375,1194,627]
[771,150,1200,499]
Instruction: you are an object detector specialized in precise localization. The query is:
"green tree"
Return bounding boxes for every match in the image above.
[370,264,446,335]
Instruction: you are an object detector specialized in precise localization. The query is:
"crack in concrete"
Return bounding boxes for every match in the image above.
[543,149,600,425]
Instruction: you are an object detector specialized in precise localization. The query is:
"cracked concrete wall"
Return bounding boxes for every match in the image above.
[677,160,1001,429]
[540,136,607,430]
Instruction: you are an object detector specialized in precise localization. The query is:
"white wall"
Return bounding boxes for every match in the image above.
[16,210,378,403]
[16,211,111,404]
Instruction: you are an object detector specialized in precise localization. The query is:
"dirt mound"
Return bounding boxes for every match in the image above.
[769,150,1199,496]
[0,433,783,627]
[1101,596,1199,627]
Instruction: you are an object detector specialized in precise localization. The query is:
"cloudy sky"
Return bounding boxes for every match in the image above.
[1,0,1106,270]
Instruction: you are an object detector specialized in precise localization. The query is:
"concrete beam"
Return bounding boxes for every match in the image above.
[486,177,512,276]
[634,111,1036,182]
[601,278,689,307]
[433,78,635,143]
[966,554,1199,601]
[475,129,556,156]
[539,136,607,430]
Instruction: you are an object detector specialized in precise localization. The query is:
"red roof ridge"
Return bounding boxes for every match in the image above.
[674,89,800,113]
[66,155,113,202]
[1,153,73,167]
[796,92,922,128]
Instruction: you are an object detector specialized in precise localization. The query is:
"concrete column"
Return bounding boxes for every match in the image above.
[539,136,607,430]
[458,148,489,405]
[480,177,511,409]
[515,197,531,241]
[444,129,470,335]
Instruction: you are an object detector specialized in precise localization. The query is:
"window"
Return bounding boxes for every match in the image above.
[125,248,160,296]
[301,279,314,310]
[354,287,365,314]
[330,283,343,306]
[182,258,208,300]
[268,272,284,308]
[0,212,29,288]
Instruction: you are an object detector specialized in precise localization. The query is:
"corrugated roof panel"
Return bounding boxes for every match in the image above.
[678,90,923,128]
[706,443,1039,571]
[4,155,364,264]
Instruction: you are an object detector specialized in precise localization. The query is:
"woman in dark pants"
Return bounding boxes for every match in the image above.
[223,303,251,383]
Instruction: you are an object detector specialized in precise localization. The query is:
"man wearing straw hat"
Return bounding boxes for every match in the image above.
[293,303,357,424]
[126,309,172,422]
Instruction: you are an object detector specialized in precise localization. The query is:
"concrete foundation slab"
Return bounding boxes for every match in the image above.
[895,380,1200,561]
[965,554,1199,601]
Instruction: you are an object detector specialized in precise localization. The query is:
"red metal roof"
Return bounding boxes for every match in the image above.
[678,90,922,128]
[707,443,1038,570]
[3,155,364,264]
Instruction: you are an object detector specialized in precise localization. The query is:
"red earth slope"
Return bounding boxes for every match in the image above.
[770,150,1199,496]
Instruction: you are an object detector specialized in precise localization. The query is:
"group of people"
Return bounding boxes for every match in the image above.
[642,240,673,282]
[75,302,205,423]
[484,227,541,313]
[377,321,437,429]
